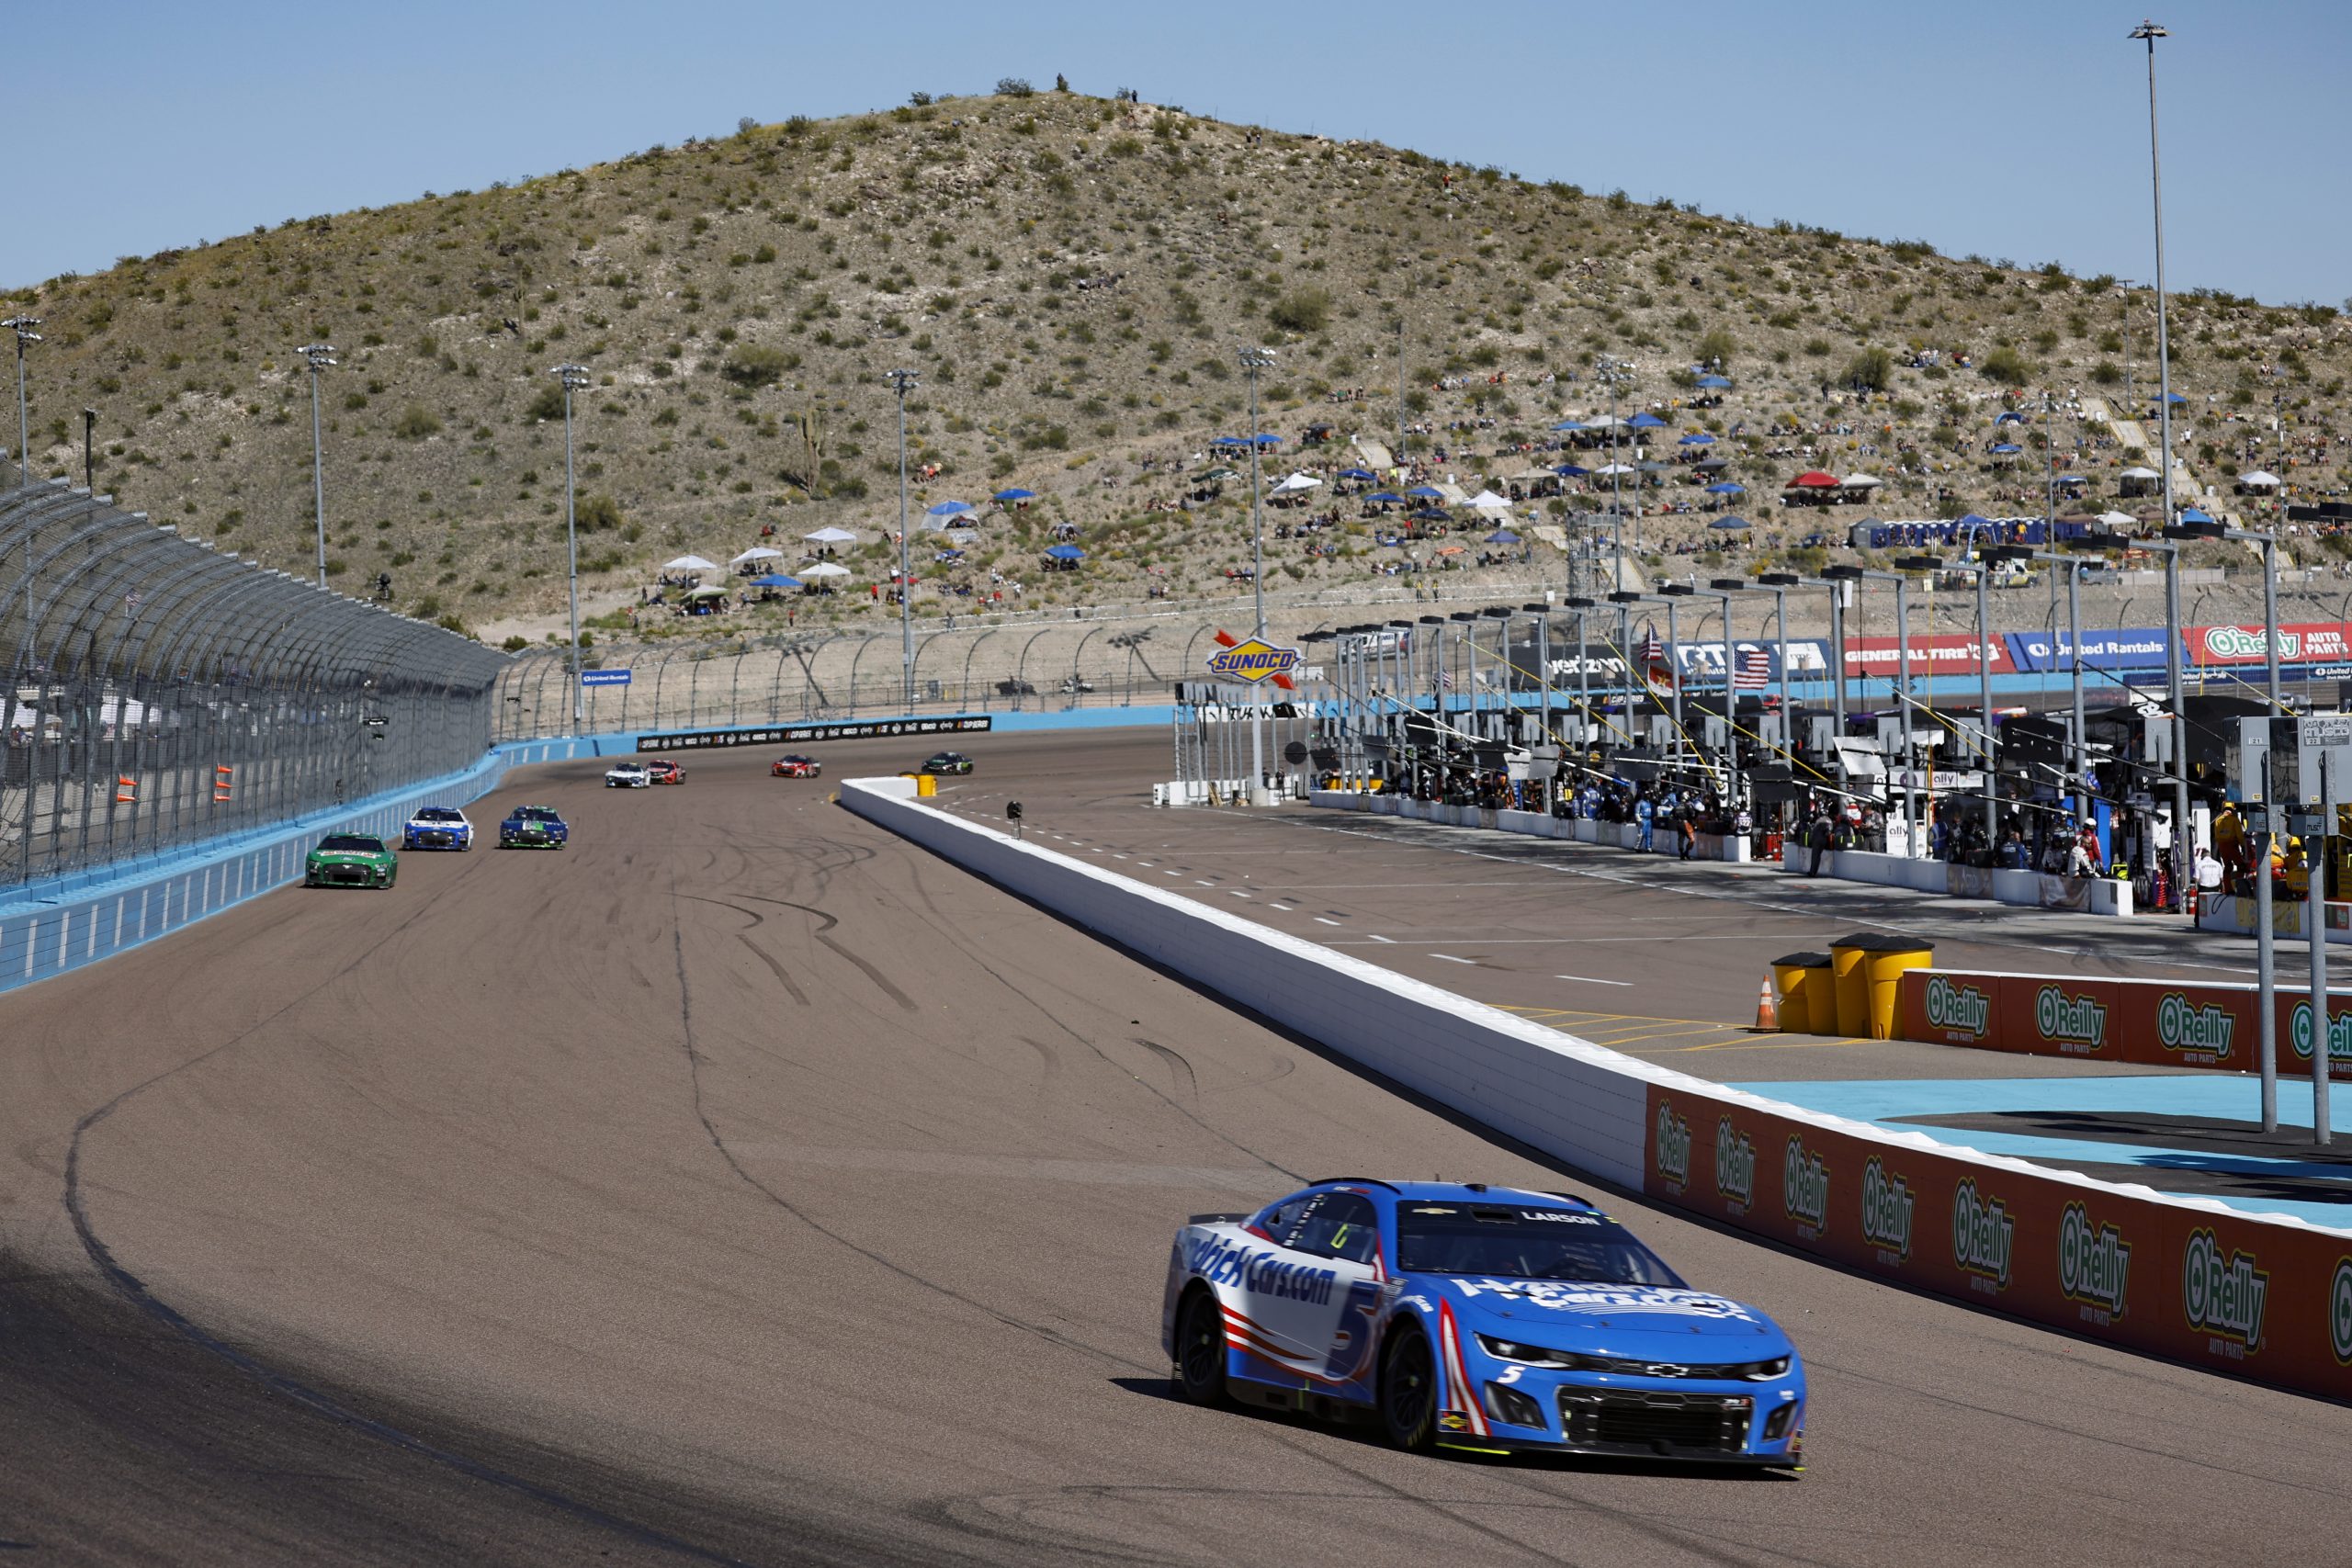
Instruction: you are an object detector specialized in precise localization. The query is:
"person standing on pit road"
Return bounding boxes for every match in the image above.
[1807,808,1833,876]
[1634,791,1656,852]
[1678,800,1698,861]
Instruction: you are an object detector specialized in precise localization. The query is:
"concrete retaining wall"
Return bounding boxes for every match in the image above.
[1775,841,2132,917]
[844,776,2352,1401]
[1308,790,1752,863]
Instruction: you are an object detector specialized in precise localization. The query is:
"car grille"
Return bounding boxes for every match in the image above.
[1558,1391,1751,1455]
[320,863,375,886]
[411,830,453,847]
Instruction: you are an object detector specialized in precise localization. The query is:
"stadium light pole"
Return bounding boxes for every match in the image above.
[1595,355,1634,567]
[887,367,919,713]
[297,343,336,588]
[2082,531,2190,911]
[3,315,39,489]
[2132,20,2178,540]
[552,363,592,734]
[1906,557,1999,845]
[1838,566,1921,852]
[1239,344,1278,802]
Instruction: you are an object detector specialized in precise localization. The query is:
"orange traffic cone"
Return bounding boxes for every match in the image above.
[1753,976,1780,1032]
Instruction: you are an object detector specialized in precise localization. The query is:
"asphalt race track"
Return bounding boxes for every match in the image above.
[2,728,2346,1565]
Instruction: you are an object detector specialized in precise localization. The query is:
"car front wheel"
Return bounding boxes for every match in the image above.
[1172,1287,1228,1406]
[1379,1324,1439,1452]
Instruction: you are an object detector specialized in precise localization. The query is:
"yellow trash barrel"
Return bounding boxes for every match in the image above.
[915,773,937,798]
[1769,952,1833,1036]
[1829,932,1935,1040]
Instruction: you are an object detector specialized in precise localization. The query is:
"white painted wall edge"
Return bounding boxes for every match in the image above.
[840,777,2352,1240]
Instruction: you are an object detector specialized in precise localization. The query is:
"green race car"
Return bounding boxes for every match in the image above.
[306,831,398,888]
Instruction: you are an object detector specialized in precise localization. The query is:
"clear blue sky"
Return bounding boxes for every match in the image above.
[15,2,2345,306]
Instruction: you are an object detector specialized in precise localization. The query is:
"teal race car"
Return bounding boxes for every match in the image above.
[499,804,570,849]
[305,832,398,888]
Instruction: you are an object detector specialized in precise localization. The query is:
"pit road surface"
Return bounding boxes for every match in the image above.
[1,729,2345,1564]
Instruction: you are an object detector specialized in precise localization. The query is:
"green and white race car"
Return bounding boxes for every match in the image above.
[305,831,398,888]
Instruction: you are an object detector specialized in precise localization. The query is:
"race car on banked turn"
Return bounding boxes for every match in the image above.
[305,832,398,888]
[401,806,473,851]
[919,750,972,776]
[644,758,684,784]
[1162,1179,1804,1466]
[605,761,650,788]
[499,805,569,849]
[771,753,822,779]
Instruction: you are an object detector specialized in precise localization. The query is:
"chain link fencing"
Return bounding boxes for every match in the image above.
[2,468,509,887]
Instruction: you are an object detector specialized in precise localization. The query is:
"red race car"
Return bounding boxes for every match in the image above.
[771,754,823,779]
[646,759,685,784]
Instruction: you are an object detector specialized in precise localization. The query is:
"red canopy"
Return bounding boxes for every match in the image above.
[1787,470,1841,488]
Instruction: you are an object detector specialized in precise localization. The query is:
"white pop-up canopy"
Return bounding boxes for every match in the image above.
[729,547,785,565]
[804,526,858,544]
[662,555,718,572]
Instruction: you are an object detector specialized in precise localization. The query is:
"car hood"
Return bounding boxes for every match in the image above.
[309,850,387,863]
[1427,1277,1788,1352]
[405,819,464,829]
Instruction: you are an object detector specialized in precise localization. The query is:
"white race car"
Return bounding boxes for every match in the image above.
[401,806,473,851]
[605,761,650,788]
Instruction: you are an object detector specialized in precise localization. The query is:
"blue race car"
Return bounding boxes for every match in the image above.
[498,804,569,849]
[1161,1179,1804,1466]
[401,806,473,852]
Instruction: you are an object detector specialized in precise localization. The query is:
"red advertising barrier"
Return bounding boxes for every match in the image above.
[1645,1086,2352,1401]
[1895,969,2352,1081]
[1840,634,2017,680]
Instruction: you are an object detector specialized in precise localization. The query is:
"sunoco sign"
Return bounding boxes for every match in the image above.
[1204,637,1303,683]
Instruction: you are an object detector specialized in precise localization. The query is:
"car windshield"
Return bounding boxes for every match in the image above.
[319,835,382,853]
[514,807,560,821]
[415,808,460,821]
[1396,1203,1684,1286]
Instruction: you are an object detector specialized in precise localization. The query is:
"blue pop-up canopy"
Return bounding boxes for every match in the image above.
[1554,463,1590,478]
[1695,374,1733,389]
[1705,481,1745,495]
[1045,543,1085,559]
[1406,485,1445,498]
[1485,529,1521,544]
[1990,443,2022,455]
[747,573,803,589]
[1626,412,1667,429]
[1679,432,1716,446]
[1551,419,1587,432]
[991,487,1036,502]
[1709,516,1750,530]
[1339,467,1377,480]
[925,500,974,516]
[1366,491,1404,503]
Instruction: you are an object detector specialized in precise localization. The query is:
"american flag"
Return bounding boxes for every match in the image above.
[1437,669,1454,689]
[1733,648,1771,690]
[1638,625,1665,665]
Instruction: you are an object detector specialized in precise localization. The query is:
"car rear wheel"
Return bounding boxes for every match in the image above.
[1379,1324,1438,1452]
[1172,1287,1229,1406]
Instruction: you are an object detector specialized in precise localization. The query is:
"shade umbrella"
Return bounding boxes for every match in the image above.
[1787,471,1840,489]
[1626,412,1668,430]
[729,546,785,564]
[992,487,1037,502]
[1045,544,1085,560]
[1678,432,1716,446]
[1705,481,1746,495]
[1694,374,1733,389]
[1339,467,1377,480]
[1484,528,1521,545]
[747,573,804,589]
[1709,516,1750,530]
[803,527,857,544]
[800,561,851,579]
[662,554,720,572]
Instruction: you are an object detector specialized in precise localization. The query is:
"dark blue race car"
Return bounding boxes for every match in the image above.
[498,804,569,849]
[1161,1179,1804,1466]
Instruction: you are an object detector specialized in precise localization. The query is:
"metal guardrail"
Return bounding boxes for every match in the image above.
[1,467,508,887]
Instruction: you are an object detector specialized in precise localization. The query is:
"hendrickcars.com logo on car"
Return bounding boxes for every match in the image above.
[1655,1102,1692,1193]
[2057,1203,2132,1326]
[1951,1179,2015,1293]
[1923,976,1992,1041]
[1782,1136,1829,1237]
[2182,1228,2268,1356]
[1713,1118,1756,1214]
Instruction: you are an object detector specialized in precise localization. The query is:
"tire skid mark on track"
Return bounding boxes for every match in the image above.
[665,881,1148,1373]
[1130,1038,1199,1103]
[733,889,920,1015]
[58,872,752,1567]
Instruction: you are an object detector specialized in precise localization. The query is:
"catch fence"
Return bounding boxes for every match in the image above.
[2,468,509,887]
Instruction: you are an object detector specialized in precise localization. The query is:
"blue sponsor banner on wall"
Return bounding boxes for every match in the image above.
[2004,627,2173,673]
